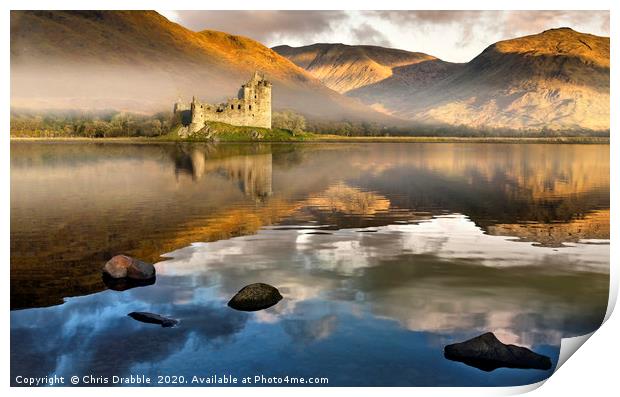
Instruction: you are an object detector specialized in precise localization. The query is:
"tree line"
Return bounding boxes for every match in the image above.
[10,108,609,138]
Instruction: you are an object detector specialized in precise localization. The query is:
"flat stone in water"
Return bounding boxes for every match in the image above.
[128,312,178,328]
[444,332,552,371]
[227,283,283,311]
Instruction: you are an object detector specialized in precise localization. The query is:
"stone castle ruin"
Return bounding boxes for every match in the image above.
[174,72,272,135]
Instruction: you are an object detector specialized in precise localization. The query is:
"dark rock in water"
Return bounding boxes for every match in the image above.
[102,273,156,291]
[444,332,552,371]
[102,255,155,280]
[227,283,283,311]
[128,312,178,328]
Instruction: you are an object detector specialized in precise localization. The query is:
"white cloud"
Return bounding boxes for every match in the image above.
[159,10,609,62]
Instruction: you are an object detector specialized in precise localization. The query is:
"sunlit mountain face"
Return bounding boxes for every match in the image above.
[276,28,609,131]
[11,142,608,386]
[10,11,391,123]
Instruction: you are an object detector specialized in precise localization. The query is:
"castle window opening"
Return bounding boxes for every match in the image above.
[238,104,241,109]
[249,105,252,110]
[231,104,234,110]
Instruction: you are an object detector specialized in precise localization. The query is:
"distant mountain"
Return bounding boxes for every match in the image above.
[278,29,610,131]
[348,59,465,115]
[354,28,610,131]
[272,43,435,93]
[10,11,391,122]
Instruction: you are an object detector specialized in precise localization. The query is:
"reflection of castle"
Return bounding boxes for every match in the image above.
[173,147,273,201]
[214,154,273,200]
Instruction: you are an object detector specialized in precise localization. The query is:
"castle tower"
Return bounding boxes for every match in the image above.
[242,72,272,129]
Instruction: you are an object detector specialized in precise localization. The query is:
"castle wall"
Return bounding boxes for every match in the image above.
[177,72,272,132]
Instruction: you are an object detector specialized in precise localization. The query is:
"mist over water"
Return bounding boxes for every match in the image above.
[10,142,609,386]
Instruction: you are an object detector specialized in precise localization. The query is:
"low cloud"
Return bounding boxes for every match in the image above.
[162,10,348,44]
[367,10,609,43]
[351,22,392,47]
[159,10,610,62]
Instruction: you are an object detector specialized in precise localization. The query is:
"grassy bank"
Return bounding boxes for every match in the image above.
[165,121,315,142]
[10,135,610,144]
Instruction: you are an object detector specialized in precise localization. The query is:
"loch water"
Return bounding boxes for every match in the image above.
[10,142,610,386]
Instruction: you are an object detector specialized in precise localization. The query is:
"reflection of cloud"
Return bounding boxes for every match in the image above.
[159,214,608,348]
[11,213,608,382]
[10,289,249,381]
[283,314,338,344]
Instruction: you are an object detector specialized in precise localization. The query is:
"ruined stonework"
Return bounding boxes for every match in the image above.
[174,72,272,134]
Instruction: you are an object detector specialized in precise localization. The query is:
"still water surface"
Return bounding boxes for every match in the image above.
[11,142,610,386]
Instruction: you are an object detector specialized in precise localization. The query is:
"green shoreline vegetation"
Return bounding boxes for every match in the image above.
[10,109,610,143]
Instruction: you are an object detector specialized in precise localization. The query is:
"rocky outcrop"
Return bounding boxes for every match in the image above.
[444,332,552,371]
[227,283,283,311]
[102,255,155,280]
[128,312,179,327]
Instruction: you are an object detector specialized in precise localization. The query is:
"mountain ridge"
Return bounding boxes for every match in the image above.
[10,10,393,123]
[11,12,610,132]
[273,43,435,93]
[278,27,609,131]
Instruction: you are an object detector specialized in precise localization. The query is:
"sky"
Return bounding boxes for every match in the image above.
[159,10,609,63]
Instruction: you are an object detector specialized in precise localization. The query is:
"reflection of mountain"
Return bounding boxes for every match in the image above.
[305,182,390,215]
[11,11,389,122]
[10,143,285,309]
[10,141,610,386]
[487,210,609,247]
[337,143,609,232]
[10,142,609,310]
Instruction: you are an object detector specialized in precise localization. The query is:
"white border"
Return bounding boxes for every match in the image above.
[2,1,617,396]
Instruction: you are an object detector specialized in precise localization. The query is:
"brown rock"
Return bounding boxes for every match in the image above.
[102,255,155,280]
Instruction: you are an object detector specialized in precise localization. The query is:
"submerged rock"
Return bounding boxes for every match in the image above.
[102,255,155,280]
[128,312,179,328]
[102,274,156,291]
[227,283,283,311]
[444,332,552,371]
